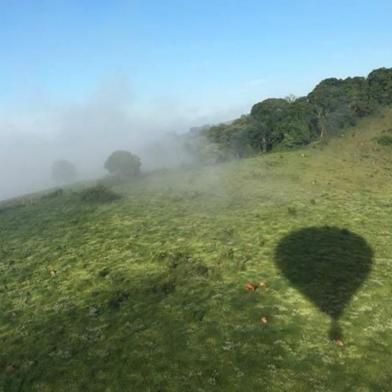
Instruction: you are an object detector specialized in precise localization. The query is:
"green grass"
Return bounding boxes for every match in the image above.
[1,109,392,391]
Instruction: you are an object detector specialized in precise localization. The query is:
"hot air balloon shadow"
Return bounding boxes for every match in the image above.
[274,226,373,339]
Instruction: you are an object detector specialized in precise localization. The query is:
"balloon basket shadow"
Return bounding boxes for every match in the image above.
[328,319,343,341]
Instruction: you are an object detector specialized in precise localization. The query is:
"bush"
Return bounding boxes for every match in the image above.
[41,189,64,200]
[97,175,128,188]
[375,128,392,146]
[104,150,141,177]
[79,185,121,203]
[376,135,392,146]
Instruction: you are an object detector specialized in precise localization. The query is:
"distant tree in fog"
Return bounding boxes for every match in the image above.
[51,160,77,184]
[104,150,141,177]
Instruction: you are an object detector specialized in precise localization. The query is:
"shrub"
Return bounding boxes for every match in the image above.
[376,135,392,146]
[287,206,298,216]
[79,185,121,203]
[97,175,128,188]
[41,189,64,200]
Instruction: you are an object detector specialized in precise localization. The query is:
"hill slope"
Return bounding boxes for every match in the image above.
[1,109,392,391]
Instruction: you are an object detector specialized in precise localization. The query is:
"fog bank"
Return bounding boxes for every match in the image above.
[0,80,248,201]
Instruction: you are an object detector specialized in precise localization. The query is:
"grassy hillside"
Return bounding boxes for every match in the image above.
[1,109,392,391]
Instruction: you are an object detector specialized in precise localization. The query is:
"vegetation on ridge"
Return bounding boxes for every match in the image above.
[187,67,392,162]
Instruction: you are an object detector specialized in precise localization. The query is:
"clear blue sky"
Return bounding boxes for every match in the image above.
[1,0,392,116]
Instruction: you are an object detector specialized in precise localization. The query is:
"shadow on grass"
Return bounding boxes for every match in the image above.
[274,226,373,339]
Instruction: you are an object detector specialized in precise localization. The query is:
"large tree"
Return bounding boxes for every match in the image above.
[104,150,141,177]
[367,68,392,106]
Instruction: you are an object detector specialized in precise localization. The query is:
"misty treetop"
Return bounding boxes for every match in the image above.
[104,150,141,177]
[51,160,77,184]
[190,67,392,161]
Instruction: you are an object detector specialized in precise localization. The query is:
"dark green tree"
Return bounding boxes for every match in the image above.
[367,68,392,106]
[308,76,372,136]
[104,150,141,177]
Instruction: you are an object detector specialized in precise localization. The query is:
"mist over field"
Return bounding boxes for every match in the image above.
[0,78,249,201]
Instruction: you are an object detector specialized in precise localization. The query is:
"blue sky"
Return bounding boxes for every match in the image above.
[1,0,392,118]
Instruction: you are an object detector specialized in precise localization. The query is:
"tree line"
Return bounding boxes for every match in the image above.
[188,67,392,163]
